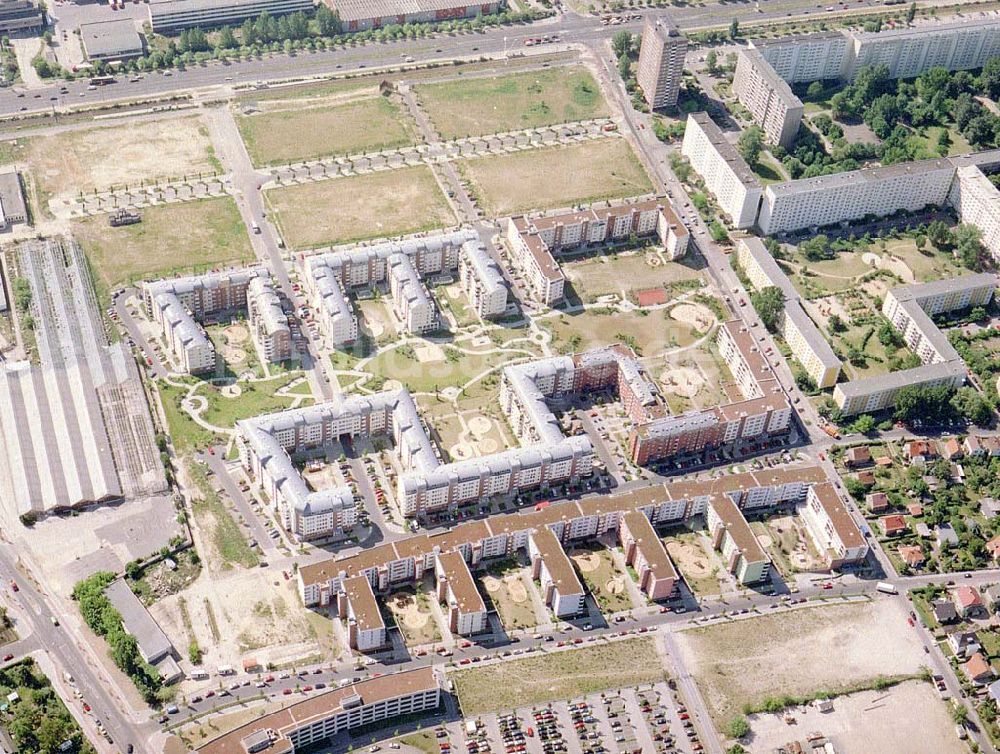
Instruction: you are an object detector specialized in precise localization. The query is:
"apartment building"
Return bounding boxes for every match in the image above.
[339,575,387,652]
[529,527,586,618]
[0,0,44,33]
[247,276,293,364]
[732,49,804,149]
[142,268,285,374]
[306,230,507,347]
[148,0,313,32]
[198,668,440,754]
[735,237,841,388]
[328,0,501,33]
[436,551,489,636]
[620,510,677,600]
[800,482,869,568]
[505,198,688,305]
[848,18,1000,80]
[757,157,957,236]
[749,30,851,83]
[707,496,769,584]
[637,16,688,109]
[681,113,763,229]
[950,165,1000,264]
[834,273,996,415]
[297,464,830,609]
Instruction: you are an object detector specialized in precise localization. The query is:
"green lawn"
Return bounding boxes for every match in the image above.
[237,97,419,166]
[74,197,254,307]
[417,66,609,139]
[187,458,259,570]
[363,344,528,395]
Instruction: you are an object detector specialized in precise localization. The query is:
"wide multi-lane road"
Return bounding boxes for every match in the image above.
[7,0,977,118]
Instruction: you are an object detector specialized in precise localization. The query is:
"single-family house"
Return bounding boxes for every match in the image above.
[880,515,907,537]
[954,586,986,619]
[987,534,1000,561]
[845,446,871,467]
[866,492,889,513]
[941,438,964,460]
[907,503,923,517]
[948,631,982,659]
[951,463,965,484]
[963,652,994,685]
[981,498,1000,521]
[915,522,932,539]
[855,470,876,487]
[933,600,958,624]
[983,436,1000,457]
[897,545,924,569]
[936,524,959,549]
[906,440,937,464]
[965,435,986,458]
[985,584,1000,611]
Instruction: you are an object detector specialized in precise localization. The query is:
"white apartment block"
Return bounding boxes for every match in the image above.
[950,165,1000,264]
[732,49,804,149]
[142,268,287,375]
[832,275,995,415]
[305,230,507,347]
[505,198,688,305]
[681,113,763,229]
[750,30,851,83]
[637,16,687,109]
[800,482,869,567]
[757,157,956,236]
[735,237,841,388]
[247,276,292,364]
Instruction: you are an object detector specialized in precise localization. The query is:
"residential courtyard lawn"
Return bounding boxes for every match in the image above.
[266,166,455,249]
[460,139,652,217]
[363,342,536,395]
[74,197,254,306]
[539,306,699,357]
[663,531,725,597]
[237,97,419,166]
[452,637,665,715]
[562,248,704,303]
[416,66,609,139]
[479,566,540,632]
[384,583,442,648]
[569,546,633,614]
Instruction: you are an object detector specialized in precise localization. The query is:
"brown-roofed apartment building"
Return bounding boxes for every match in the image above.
[338,575,387,653]
[706,496,770,585]
[198,667,440,754]
[799,482,869,568]
[529,526,586,618]
[435,550,488,636]
[620,511,677,601]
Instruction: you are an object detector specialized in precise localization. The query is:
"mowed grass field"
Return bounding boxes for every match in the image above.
[451,638,665,715]
[416,66,609,139]
[266,165,455,248]
[461,138,652,217]
[73,197,254,304]
[237,97,419,166]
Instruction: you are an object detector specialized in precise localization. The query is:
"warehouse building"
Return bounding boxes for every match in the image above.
[79,19,144,61]
[326,0,500,32]
[0,169,27,230]
[148,0,314,33]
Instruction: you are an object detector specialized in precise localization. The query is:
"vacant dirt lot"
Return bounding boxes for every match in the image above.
[452,637,665,715]
[267,166,455,248]
[747,681,963,754]
[674,600,928,724]
[461,138,652,217]
[28,117,216,202]
[417,66,609,139]
[73,197,253,303]
[237,96,419,166]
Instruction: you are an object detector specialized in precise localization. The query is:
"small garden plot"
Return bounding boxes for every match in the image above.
[479,566,541,631]
[569,545,633,614]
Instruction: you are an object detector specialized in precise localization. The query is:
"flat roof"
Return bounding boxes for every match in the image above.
[710,495,768,564]
[621,511,677,582]
[853,16,1000,40]
[0,170,26,222]
[530,527,584,597]
[739,48,803,109]
[436,551,486,615]
[198,667,438,754]
[766,157,955,197]
[104,579,173,663]
[687,112,761,188]
[784,301,842,369]
[835,359,967,399]
[79,18,142,58]
[342,575,384,633]
[750,29,848,48]
[330,0,484,22]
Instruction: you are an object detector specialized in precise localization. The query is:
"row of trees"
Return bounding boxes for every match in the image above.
[72,572,166,704]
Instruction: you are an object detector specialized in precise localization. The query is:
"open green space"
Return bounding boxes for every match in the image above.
[267,165,455,249]
[0,659,95,754]
[363,342,535,395]
[569,546,633,614]
[451,637,664,715]
[459,138,652,217]
[74,197,254,306]
[188,458,259,570]
[416,66,609,139]
[479,565,540,631]
[562,248,703,303]
[237,97,418,166]
[664,531,724,597]
[539,306,698,357]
